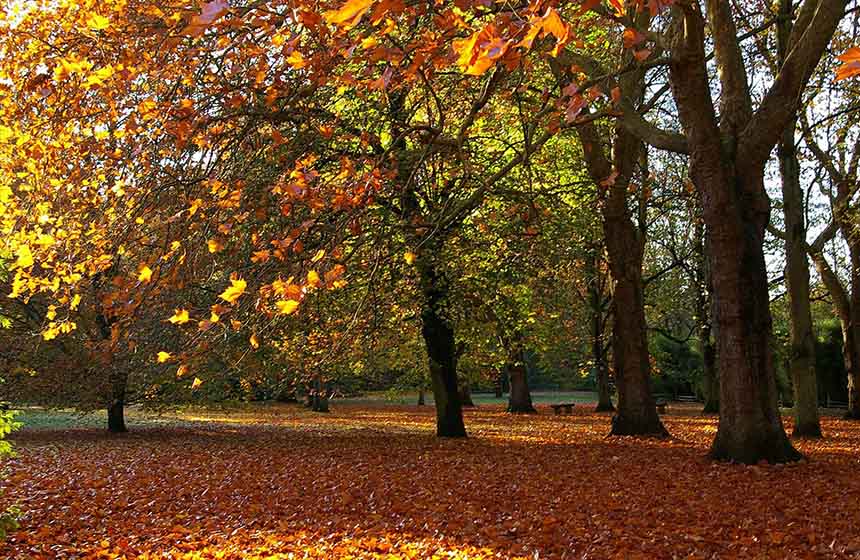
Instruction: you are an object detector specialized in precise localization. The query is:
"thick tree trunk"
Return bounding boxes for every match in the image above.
[507,350,536,414]
[576,121,664,436]
[393,85,465,436]
[417,248,467,437]
[668,3,801,463]
[606,231,666,436]
[703,175,800,461]
[776,2,820,438]
[417,388,426,406]
[107,396,127,433]
[97,312,128,434]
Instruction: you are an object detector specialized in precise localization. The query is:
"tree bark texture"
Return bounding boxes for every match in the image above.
[663,0,845,461]
[507,349,537,414]
[576,120,665,436]
[417,245,467,437]
[776,0,820,437]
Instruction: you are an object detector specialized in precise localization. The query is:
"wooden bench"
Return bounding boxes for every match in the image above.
[550,403,576,414]
[655,400,667,414]
[677,395,698,403]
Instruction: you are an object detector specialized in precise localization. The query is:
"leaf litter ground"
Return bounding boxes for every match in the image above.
[2,403,860,559]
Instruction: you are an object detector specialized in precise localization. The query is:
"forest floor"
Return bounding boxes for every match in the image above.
[2,402,860,559]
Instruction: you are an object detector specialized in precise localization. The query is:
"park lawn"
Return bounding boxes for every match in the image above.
[2,402,860,559]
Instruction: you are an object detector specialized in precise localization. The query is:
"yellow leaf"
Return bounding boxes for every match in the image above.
[324,0,373,29]
[208,238,224,253]
[15,244,34,268]
[250,333,260,348]
[0,125,14,143]
[219,277,247,304]
[286,50,307,69]
[84,65,115,88]
[191,377,203,390]
[70,294,81,310]
[311,249,325,262]
[157,351,172,363]
[188,198,203,216]
[86,13,110,31]
[35,234,55,247]
[276,300,300,315]
[168,309,190,324]
[404,251,416,265]
[138,265,153,282]
[210,310,220,323]
[307,270,320,288]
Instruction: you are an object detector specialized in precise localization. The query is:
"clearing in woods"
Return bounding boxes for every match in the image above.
[2,402,860,559]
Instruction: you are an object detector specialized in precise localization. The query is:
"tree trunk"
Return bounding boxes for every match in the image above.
[588,253,614,412]
[507,349,536,414]
[668,3,801,463]
[606,228,666,436]
[694,217,719,414]
[393,85,465,436]
[808,196,860,419]
[586,247,614,412]
[107,396,127,433]
[417,388,426,406]
[311,376,329,412]
[779,132,821,436]
[417,247,467,437]
[576,120,664,436]
[810,253,858,416]
[494,371,504,398]
[847,248,860,418]
[700,334,719,414]
[776,1,820,438]
[702,173,801,461]
[459,382,475,407]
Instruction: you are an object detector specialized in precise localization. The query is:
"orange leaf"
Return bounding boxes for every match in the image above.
[324,0,374,29]
[836,48,860,81]
[182,0,229,37]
